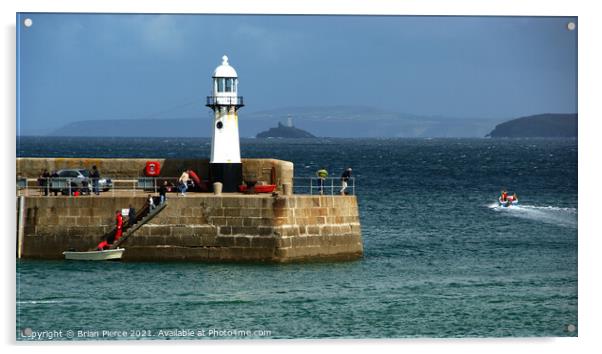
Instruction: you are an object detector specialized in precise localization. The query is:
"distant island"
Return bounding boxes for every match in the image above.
[256,122,316,139]
[486,113,577,138]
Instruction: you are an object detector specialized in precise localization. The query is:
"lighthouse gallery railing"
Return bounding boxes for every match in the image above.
[206,96,244,107]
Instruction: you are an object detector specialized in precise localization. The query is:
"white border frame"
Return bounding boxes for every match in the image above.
[3,1,599,354]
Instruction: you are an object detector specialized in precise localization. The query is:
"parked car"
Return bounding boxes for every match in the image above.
[55,169,113,193]
[78,169,113,192]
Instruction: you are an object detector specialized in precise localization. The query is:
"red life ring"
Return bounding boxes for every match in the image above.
[145,161,161,176]
[187,170,201,186]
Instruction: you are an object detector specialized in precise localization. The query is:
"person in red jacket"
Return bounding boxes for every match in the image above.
[96,210,123,250]
[114,210,123,242]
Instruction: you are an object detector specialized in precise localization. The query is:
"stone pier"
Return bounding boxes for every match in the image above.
[16,157,363,262]
[19,194,362,262]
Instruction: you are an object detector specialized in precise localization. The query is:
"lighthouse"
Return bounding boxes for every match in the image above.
[206,55,244,192]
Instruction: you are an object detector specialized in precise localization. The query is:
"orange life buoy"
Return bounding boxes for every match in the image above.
[188,169,201,186]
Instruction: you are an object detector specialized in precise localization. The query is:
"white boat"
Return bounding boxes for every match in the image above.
[63,248,125,261]
[498,195,519,208]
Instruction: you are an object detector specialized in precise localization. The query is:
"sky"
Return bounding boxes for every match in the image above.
[16,14,577,135]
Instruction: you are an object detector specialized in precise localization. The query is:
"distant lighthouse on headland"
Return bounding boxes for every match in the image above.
[206,55,244,192]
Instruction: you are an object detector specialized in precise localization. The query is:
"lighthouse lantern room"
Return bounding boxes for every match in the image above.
[206,55,244,192]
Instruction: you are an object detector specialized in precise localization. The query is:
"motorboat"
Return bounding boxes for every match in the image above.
[498,194,519,208]
[63,248,125,261]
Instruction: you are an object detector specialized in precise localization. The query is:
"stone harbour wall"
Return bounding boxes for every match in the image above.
[20,196,146,258]
[19,194,363,263]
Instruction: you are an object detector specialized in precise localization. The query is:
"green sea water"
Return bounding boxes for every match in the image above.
[16,137,578,339]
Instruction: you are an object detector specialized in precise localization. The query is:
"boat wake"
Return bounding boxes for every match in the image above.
[489,203,577,228]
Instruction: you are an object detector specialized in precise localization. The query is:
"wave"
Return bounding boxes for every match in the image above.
[18,297,255,307]
[489,203,577,228]
[17,300,64,305]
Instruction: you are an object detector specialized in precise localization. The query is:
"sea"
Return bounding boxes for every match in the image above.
[16,137,578,340]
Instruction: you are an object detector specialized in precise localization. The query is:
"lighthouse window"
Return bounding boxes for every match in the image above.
[217,78,225,92]
[216,121,224,129]
[225,78,233,92]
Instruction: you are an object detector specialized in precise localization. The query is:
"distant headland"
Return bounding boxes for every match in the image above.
[38,106,505,138]
[23,108,577,139]
[486,113,577,138]
[256,122,316,139]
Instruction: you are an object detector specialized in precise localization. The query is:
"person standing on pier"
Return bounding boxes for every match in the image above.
[340,167,352,195]
[128,204,136,227]
[159,181,168,204]
[90,165,100,195]
[316,167,329,195]
[178,170,190,196]
[38,169,50,196]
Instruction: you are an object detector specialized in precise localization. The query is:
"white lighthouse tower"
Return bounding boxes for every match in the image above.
[206,55,244,192]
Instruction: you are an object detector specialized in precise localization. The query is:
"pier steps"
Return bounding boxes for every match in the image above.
[112,202,168,248]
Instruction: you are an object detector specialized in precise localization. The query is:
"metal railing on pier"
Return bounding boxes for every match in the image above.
[16,176,357,197]
[292,177,356,196]
[16,177,191,197]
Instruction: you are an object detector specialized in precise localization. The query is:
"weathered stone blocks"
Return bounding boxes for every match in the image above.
[20,190,363,262]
